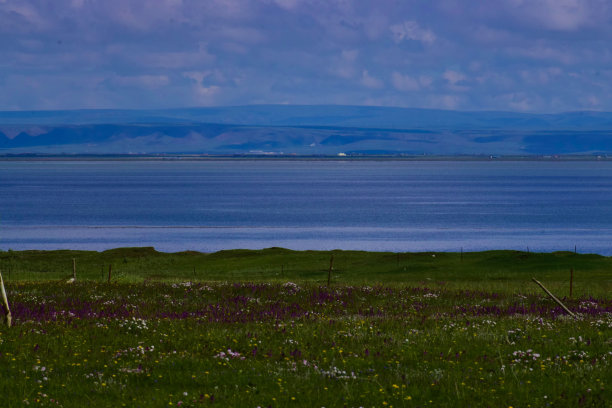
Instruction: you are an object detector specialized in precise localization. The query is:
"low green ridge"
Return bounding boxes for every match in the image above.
[1,248,610,296]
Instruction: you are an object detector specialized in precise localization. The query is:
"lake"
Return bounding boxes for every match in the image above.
[2,159,612,254]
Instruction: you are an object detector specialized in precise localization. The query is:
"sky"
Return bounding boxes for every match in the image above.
[1,0,611,113]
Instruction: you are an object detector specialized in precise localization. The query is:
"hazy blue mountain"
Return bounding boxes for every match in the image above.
[1,105,612,155]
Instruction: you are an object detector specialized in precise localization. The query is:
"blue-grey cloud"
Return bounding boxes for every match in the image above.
[0,0,611,112]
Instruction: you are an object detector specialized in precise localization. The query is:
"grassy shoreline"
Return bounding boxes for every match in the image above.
[1,247,611,296]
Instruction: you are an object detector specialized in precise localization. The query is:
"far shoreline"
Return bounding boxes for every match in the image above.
[1,153,611,161]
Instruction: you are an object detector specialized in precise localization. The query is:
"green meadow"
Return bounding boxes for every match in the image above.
[0,248,610,407]
[1,247,611,295]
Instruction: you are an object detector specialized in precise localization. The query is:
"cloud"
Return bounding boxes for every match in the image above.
[0,2,50,33]
[443,70,467,85]
[110,45,216,70]
[507,43,577,65]
[360,70,383,89]
[427,94,462,110]
[519,67,562,85]
[330,50,359,79]
[110,75,170,89]
[391,72,420,91]
[419,76,433,88]
[1,0,612,112]
[498,92,535,111]
[341,49,359,62]
[390,21,436,45]
[507,0,591,31]
[579,95,601,108]
[273,0,301,10]
[218,26,266,45]
[183,71,221,102]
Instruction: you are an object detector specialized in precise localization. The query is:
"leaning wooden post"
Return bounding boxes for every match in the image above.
[72,258,77,280]
[108,264,112,284]
[531,278,576,319]
[327,254,334,287]
[0,269,12,327]
[569,268,574,298]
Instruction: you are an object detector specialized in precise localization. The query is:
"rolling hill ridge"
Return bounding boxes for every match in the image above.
[1,105,612,156]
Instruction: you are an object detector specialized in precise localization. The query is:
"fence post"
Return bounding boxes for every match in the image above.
[0,269,11,327]
[532,278,576,319]
[327,254,334,287]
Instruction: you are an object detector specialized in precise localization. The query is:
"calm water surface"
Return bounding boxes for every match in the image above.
[2,160,612,254]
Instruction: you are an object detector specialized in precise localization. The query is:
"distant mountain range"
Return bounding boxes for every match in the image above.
[2,105,612,156]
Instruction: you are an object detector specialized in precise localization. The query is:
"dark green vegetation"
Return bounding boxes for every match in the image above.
[1,247,610,296]
[0,248,610,407]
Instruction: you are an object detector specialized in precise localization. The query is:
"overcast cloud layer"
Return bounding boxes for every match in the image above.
[1,0,611,112]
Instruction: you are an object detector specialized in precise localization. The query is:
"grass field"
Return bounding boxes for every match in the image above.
[0,248,610,407]
[1,247,611,296]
